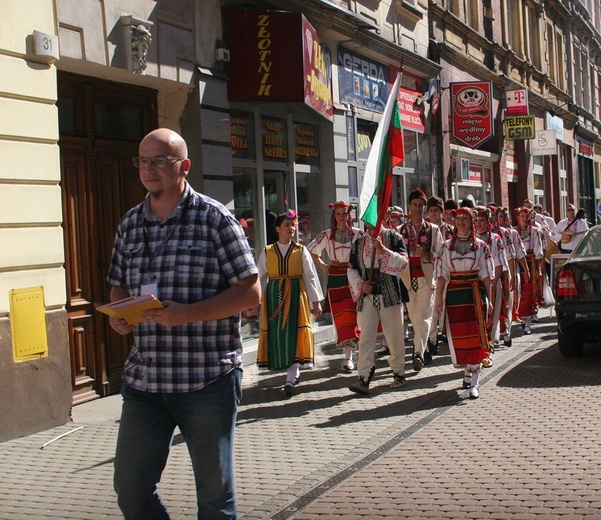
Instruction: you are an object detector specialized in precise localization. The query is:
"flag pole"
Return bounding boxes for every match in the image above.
[368,59,405,283]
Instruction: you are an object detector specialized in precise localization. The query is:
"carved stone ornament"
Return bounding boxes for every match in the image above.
[131,24,152,74]
[120,15,153,74]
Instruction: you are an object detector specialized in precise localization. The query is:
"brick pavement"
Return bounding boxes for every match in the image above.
[2,309,601,519]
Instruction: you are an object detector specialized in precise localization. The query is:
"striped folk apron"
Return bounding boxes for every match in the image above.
[445,270,490,366]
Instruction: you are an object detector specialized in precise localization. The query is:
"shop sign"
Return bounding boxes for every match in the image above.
[230,110,255,160]
[469,163,482,182]
[338,47,390,112]
[545,112,565,142]
[294,123,319,166]
[578,138,594,157]
[451,81,494,149]
[504,114,535,140]
[390,66,425,132]
[261,116,288,161]
[346,115,356,162]
[225,10,334,121]
[356,122,375,160]
[505,89,529,115]
[531,130,557,156]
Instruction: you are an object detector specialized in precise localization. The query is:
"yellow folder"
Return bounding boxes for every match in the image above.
[96,294,163,325]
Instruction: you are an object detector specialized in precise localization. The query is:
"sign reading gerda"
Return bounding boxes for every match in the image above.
[451,81,494,149]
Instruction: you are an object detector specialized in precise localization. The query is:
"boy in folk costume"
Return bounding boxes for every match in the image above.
[258,211,324,395]
[474,206,508,368]
[347,225,409,394]
[514,207,544,335]
[434,208,494,399]
[308,201,363,372]
[398,189,444,370]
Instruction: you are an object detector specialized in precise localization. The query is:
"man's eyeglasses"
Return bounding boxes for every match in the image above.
[132,156,184,168]
[567,208,575,212]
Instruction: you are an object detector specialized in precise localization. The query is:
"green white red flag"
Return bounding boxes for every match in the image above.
[359,70,404,235]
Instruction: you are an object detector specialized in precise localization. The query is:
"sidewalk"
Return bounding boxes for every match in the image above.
[3,308,601,519]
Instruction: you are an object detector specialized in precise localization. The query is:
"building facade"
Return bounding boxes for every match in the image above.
[430,0,601,224]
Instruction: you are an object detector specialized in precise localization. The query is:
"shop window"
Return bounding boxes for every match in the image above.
[294,123,320,166]
[231,110,256,160]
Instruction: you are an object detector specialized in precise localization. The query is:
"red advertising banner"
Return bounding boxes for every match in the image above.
[390,66,425,131]
[451,81,494,149]
[225,10,333,121]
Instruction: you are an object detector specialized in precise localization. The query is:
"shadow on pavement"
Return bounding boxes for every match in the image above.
[497,337,601,389]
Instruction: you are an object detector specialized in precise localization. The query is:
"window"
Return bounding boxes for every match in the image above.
[547,25,556,82]
[523,3,541,69]
[558,146,568,217]
[555,28,565,90]
[507,0,523,55]
[533,155,544,204]
[466,0,479,30]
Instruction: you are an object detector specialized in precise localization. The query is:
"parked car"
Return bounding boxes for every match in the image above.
[555,225,601,357]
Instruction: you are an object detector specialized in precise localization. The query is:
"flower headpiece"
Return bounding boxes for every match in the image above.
[329,200,350,210]
[452,208,476,219]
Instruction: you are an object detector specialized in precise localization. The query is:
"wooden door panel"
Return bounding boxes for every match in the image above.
[61,155,94,305]
[59,72,157,402]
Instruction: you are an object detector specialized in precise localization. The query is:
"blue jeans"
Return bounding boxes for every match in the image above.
[114,369,242,520]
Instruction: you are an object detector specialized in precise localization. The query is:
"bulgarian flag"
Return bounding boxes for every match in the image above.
[359,70,404,236]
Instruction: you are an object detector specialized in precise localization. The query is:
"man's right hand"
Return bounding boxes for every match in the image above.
[109,317,134,335]
[362,281,374,294]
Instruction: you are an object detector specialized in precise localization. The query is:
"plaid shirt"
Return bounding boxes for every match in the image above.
[107,183,258,393]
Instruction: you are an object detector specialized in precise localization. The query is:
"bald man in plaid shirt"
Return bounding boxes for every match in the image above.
[107,128,260,519]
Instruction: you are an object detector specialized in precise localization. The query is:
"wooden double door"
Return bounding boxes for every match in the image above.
[58,72,157,403]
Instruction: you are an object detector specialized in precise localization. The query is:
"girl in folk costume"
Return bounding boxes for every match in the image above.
[308,201,363,372]
[495,207,530,347]
[434,208,494,399]
[258,211,324,395]
[514,207,544,335]
[474,206,508,368]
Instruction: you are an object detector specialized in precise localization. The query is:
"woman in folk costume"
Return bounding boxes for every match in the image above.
[308,201,363,372]
[434,207,494,399]
[514,207,544,334]
[258,211,324,395]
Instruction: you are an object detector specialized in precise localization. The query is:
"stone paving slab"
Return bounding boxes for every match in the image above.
[2,309,599,519]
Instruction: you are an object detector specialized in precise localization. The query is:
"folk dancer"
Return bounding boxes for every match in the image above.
[498,207,529,344]
[258,211,324,395]
[434,207,494,399]
[347,225,409,394]
[426,195,450,355]
[474,206,508,368]
[514,207,544,334]
[308,201,363,372]
[398,189,443,370]
[376,206,408,357]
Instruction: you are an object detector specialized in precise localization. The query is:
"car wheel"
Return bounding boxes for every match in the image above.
[557,328,584,358]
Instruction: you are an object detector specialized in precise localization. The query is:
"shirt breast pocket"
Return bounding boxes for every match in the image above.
[176,242,206,274]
